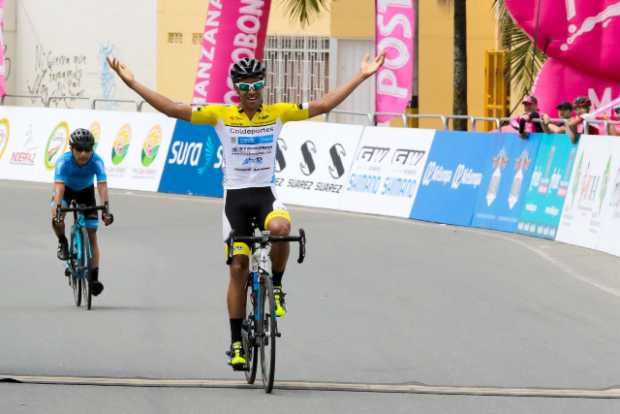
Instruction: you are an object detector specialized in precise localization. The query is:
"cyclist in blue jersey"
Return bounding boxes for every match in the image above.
[51,129,114,296]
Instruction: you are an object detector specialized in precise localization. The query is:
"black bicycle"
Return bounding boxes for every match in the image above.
[56,202,108,310]
[226,226,306,393]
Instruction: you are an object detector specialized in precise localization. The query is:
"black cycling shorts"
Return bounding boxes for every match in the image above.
[223,186,290,257]
[52,186,99,229]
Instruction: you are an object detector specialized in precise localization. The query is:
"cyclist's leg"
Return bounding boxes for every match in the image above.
[51,187,72,260]
[261,187,292,280]
[223,189,253,366]
[261,187,291,317]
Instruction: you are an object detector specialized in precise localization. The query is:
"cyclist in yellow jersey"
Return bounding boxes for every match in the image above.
[108,52,384,369]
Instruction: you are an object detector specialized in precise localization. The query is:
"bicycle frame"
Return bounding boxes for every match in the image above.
[249,238,272,324]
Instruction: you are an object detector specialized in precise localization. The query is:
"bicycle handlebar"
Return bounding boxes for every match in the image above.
[226,229,306,266]
[58,205,108,213]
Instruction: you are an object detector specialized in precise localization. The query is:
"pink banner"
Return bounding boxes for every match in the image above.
[0,0,6,97]
[192,0,272,105]
[375,0,415,124]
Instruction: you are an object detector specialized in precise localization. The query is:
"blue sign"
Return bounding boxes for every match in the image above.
[517,133,578,239]
[158,121,224,198]
[471,133,541,232]
[410,131,500,226]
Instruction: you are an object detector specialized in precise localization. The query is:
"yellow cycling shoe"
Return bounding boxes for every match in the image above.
[227,341,247,370]
[274,287,287,318]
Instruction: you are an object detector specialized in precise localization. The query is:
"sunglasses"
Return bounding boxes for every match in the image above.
[236,80,265,92]
[72,145,93,153]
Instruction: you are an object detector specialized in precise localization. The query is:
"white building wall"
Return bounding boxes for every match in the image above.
[9,0,156,108]
[330,39,374,125]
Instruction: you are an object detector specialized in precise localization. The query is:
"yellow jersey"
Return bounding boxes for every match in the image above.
[191,103,310,189]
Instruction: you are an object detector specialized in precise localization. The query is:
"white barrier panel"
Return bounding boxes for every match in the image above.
[340,127,435,217]
[596,138,620,256]
[556,135,615,250]
[275,121,364,210]
[0,106,174,192]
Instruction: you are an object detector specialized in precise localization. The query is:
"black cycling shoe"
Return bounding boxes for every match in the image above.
[92,281,104,296]
[57,241,69,261]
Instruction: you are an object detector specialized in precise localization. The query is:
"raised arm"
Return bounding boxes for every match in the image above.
[308,52,385,118]
[107,57,192,122]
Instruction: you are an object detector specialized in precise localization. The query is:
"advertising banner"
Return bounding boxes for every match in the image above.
[472,133,541,233]
[375,0,416,123]
[192,0,272,105]
[597,138,620,256]
[158,120,224,198]
[556,135,614,249]
[340,127,435,217]
[274,121,363,210]
[516,134,578,240]
[411,131,499,226]
[93,111,175,192]
[0,107,174,191]
[0,106,73,183]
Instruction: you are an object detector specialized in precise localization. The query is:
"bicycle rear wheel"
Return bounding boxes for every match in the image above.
[242,278,258,384]
[80,227,93,311]
[259,274,277,393]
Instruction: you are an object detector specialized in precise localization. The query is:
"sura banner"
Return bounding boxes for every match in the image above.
[471,133,541,233]
[192,0,272,105]
[274,121,363,210]
[0,107,174,191]
[556,135,614,250]
[517,134,578,240]
[158,121,224,198]
[340,127,434,218]
[411,131,498,226]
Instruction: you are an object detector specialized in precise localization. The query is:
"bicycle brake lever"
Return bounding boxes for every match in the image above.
[297,228,306,264]
[226,232,235,265]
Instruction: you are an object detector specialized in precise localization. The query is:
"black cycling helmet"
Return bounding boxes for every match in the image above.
[69,128,95,149]
[230,57,266,83]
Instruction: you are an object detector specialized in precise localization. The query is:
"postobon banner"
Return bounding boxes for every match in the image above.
[375,0,415,123]
[192,0,272,105]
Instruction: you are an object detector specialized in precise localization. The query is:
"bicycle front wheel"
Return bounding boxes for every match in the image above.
[259,274,277,393]
[242,278,258,384]
[80,227,93,311]
[70,230,81,307]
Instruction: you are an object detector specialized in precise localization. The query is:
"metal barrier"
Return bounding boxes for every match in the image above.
[92,98,140,111]
[325,110,374,125]
[1,94,46,106]
[48,96,91,107]
[1,95,619,135]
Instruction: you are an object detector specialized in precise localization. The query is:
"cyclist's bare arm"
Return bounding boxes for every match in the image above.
[51,181,65,218]
[97,181,110,205]
[107,57,192,121]
[308,52,385,118]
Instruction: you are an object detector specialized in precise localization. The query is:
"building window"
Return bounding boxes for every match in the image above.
[192,33,203,45]
[168,32,184,44]
[263,36,330,104]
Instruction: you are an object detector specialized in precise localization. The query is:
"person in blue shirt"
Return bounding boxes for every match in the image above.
[51,129,114,296]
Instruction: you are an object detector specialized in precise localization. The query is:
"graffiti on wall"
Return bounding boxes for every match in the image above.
[26,45,87,107]
[98,42,118,109]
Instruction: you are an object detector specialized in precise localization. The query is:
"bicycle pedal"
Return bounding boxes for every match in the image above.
[276,332,282,338]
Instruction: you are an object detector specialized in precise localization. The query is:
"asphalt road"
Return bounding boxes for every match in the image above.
[2,180,620,413]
